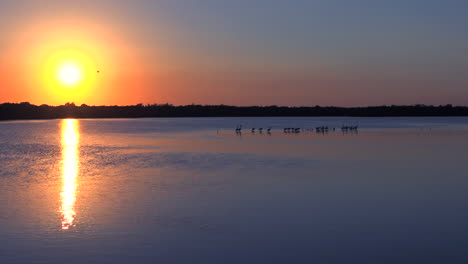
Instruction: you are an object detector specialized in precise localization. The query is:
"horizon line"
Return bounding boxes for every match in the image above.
[1,102,466,108]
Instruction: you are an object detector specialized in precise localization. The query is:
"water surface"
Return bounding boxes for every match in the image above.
[1,117,468,263]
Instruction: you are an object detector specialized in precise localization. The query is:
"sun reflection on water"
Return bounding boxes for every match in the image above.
[60,119,80,230]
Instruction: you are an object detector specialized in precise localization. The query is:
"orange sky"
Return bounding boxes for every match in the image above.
[1,17,147,105]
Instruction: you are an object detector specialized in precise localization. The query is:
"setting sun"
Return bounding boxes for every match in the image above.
[43,49,96,89]
[58,64,82,86]
[38,47,101,102]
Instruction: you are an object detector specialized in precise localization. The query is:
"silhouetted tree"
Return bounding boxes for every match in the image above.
[1,102,468,121]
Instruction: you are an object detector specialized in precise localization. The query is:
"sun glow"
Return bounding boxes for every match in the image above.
[8,19,137,105]
[41,48,99,100]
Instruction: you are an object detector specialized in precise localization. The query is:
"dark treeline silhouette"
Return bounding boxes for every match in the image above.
[1,102,468,121]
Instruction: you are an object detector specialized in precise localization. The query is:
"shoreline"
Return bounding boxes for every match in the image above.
[2,102,468,121]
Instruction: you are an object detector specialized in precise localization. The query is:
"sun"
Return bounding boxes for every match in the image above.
[58,64,82,85]
[40,48,100,102]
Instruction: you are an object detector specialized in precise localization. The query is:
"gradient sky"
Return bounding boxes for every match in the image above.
[1,0,467,106]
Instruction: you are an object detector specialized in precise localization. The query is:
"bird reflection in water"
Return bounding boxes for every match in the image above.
[59,119,80,230]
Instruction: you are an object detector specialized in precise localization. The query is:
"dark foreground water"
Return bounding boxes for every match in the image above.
[1,117,468,263]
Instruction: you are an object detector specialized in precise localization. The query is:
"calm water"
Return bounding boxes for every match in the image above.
[1,117,468,263]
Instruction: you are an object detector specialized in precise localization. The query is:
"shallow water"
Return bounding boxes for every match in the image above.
[1,117,468,263]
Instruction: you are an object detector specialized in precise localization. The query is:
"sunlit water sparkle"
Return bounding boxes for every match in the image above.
[59,119,79,230]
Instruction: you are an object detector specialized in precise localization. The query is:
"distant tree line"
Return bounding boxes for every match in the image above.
[1,102,468,121]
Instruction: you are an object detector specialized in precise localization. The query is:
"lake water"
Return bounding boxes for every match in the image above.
[1,117,468,263]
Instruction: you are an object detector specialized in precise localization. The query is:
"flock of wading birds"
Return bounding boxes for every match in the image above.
[231,124,359,135]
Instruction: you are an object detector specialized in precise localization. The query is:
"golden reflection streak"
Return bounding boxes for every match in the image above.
[60,119,80,230]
